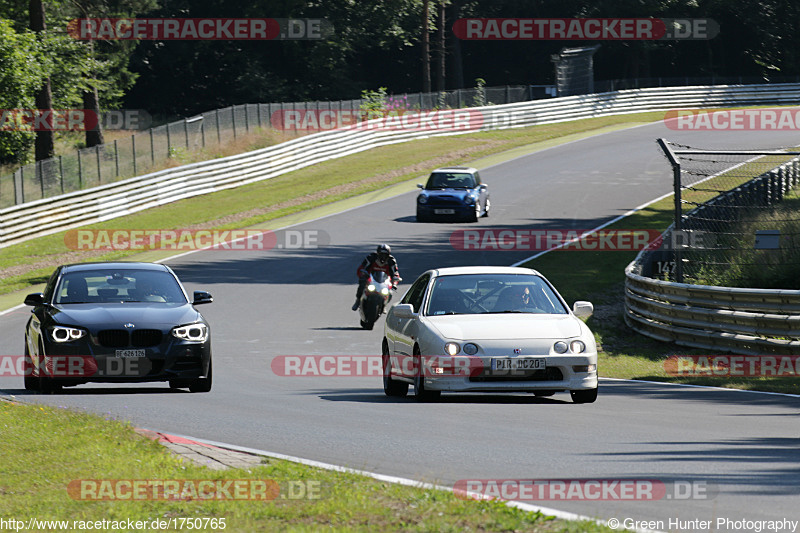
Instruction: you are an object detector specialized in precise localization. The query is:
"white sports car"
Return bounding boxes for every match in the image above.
[382,266,598,403]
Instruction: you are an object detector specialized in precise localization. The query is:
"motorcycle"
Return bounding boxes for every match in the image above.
[358,271,398,330]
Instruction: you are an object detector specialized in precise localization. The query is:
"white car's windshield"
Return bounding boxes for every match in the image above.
[425,274,567,316]
[54,270,187,304]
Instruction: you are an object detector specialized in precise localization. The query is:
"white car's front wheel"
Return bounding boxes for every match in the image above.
[413,349,441,402]
[570,388,597,404]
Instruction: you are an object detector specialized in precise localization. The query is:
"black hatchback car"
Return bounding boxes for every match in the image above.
[23,262,213,393]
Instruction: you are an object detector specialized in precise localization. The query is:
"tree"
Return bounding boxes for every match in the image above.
[30,0,55,161]
[0,19,48,164]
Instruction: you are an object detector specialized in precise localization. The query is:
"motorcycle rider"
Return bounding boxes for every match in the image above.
[352,244,401,311]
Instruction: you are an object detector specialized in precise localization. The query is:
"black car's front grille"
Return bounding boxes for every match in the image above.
[98,329,163,348]
[132,329,162,347]
[469,367,564,383]
[98,330,129,348]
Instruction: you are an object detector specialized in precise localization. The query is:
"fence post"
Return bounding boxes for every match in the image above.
[245,105,250,133]
[132,134,137,175]
[59,155,64,194]
[216,109,221,144]
[38,161,44,198]
[184,118,189,148]
[166,124,172,156]
[150,128,155,165]
[232,106,237,139]
[96,145,101,183]
[77,150,83,188]
[257,104,262,128]
[20,166,24,204]
[114,139,119,177]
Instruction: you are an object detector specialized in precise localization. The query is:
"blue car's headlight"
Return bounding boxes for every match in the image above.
[464,195,477,205]
[418,195,428,204]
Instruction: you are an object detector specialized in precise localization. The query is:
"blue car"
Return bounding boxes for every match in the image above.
[416,167,490,222]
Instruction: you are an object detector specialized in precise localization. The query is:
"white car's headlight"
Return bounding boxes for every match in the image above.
[445,342,460,356]
[172,324,209,342]
[50,326,87,343]
[554,340,587,354]
[570,340,586,353]
[463,343,479,355]
[553,341,568,354]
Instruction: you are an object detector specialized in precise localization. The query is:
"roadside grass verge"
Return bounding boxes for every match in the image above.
[0,111,665,296]
[0,398,612,532]
[524,197,800,396]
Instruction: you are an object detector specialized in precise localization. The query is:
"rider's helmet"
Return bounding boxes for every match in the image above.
[376,244,391,263]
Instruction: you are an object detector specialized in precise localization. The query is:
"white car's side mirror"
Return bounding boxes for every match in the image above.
[572,301,593,318]
[393,303,417,319]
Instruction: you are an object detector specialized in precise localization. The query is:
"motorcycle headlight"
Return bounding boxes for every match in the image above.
[50,326,87,343]
[172,323,209,342]
[418,195,428,204]
[380,287,390,296]
[367,284,376,292]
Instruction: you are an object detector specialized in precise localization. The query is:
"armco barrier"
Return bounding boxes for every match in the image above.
[624,157,800,355]
[3,83,800,248]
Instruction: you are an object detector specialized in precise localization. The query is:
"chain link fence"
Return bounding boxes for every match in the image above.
[644,140,800,288]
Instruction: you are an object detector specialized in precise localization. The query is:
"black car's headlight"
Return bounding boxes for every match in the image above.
[172,323,209,342]
[50,326,87,343]
[418,195,428,204]
[464,195,477,205]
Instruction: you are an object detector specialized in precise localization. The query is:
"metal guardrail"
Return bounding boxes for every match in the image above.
[3,83,800,249]
[625,157,800,355]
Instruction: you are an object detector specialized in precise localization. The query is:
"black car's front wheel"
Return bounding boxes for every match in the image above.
[189,359,213,393]
[23,342,37,391]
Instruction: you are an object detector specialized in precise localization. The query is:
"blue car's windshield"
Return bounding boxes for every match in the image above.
[425,173,476,189]
[54,270,188,304]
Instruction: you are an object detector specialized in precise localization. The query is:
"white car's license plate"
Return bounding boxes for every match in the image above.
[115,349,146,358]
[434,209,455,214]
[492,357,546,371]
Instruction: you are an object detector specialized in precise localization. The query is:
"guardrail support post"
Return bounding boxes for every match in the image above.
[658,138,683,283]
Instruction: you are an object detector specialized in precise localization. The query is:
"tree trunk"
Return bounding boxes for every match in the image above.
[436,0,445,92]
[84,87,104,147]
[30,0,54,161]
[422,0,431,93]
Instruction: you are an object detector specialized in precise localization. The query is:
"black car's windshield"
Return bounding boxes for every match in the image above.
[425,274,568,316]
[54,269,187,304]
[425,172,476,189]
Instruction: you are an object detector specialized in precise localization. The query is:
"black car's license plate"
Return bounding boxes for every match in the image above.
[492,358,546,371]
[434,209,455,214]
[115,349,146,358]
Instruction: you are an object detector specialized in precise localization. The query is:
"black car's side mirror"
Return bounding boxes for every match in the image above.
[192,291,213,305]
[479,184,488,190]
[417,183,424,189]
[24,293,44,306]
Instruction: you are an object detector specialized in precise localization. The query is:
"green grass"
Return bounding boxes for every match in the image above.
[0,399,614,532]
[524,199,800,396]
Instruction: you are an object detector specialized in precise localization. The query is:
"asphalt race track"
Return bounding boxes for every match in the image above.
[2,121,799,529]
